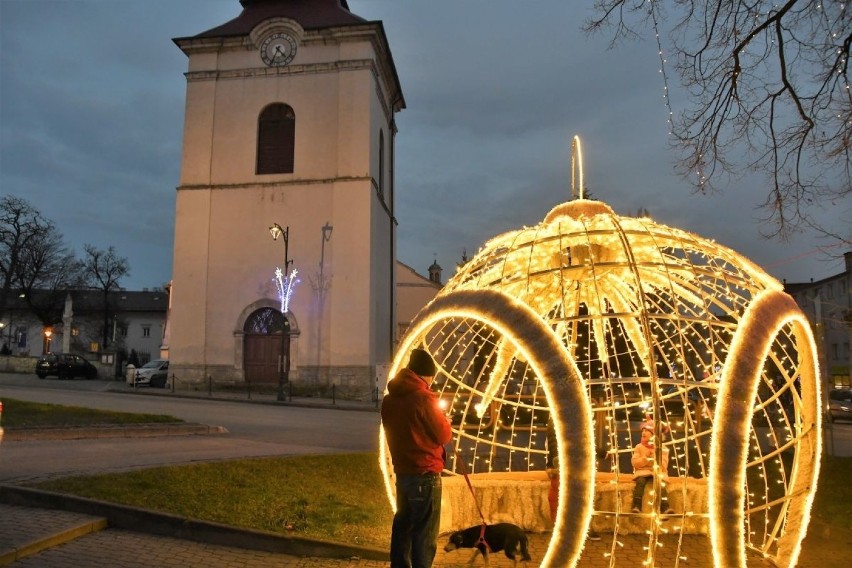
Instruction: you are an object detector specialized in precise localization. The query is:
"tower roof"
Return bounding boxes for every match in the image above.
[196,0,365,38]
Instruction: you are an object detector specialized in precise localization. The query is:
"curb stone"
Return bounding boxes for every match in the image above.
[1,423,228,441]
[114,386,381,413]
[0,513,107,567]
[0,485,389,562]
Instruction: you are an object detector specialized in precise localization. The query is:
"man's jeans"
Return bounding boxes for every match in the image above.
[390,473,442,568]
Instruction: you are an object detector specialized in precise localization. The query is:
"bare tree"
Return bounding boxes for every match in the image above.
[0,195,54,320]
[586,0,851,240]
[81,244,129,348]
[15,229,85,326]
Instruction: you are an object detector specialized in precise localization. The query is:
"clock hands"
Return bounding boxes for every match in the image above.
[261,34,296,66]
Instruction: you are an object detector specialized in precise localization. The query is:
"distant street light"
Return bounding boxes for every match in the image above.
[43,328,53,355]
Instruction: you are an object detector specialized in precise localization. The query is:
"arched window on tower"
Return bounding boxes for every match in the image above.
[256,103,295,174]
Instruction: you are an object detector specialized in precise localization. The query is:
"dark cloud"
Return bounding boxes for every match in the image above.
[1,0,236,289]
[1,0,847,291]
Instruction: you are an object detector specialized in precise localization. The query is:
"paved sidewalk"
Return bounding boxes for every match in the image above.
[0,502,714,568]
[0,504,106,565]
[1,497,846,567]
[0,503,382,568]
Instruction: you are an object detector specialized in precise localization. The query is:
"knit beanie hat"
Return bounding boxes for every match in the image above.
[408,348,436,377]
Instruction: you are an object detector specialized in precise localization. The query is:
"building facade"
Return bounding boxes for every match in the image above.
[396,261,442,340]
[0,257,437,381]
[167,0,404,392]
[785,251,852,389]
[0,289,168,371]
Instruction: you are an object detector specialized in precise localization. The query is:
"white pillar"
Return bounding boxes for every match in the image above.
[62,293,73,353]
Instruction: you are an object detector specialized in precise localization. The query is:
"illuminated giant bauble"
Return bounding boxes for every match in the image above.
[381,197,821,568]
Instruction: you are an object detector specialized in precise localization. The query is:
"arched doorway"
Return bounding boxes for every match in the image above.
[243,308,290,383]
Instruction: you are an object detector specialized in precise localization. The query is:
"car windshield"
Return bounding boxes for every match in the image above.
[141,360,163,369]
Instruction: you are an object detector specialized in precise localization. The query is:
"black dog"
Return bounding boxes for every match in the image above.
[443,523,531,566]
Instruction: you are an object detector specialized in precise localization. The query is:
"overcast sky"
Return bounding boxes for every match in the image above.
[1,0,849,291]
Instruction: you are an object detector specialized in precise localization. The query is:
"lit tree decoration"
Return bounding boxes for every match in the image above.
[273,267,299,314]
[380,140,821,568]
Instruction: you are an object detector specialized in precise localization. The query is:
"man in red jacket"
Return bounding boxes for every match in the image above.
[381,348,452,568]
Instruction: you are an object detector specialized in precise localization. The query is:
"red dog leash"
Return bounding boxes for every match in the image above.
[455,450,492,553]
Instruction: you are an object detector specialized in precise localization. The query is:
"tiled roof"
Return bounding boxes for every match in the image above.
[4,289,168,316]
[784,270,848,294]
[194,0,366,38]
[104,291,169,313]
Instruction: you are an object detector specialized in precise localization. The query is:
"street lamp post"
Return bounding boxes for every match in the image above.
[269,222,293,401]
[43,329,53,355]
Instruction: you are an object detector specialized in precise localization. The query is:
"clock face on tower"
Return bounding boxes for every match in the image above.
[261,32,298,67]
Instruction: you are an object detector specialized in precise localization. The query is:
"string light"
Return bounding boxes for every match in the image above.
[379,139,820,567]
[273,267,299,313]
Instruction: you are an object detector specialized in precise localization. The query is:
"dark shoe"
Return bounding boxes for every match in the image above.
[664,508,675,515]
[631,507,641,513]
[588,531,601,541]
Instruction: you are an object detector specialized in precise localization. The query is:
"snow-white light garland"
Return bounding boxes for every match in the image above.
[273,267,299,313]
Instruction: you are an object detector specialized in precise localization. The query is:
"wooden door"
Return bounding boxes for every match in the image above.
[244,335,282,383]
[243,308,290,384]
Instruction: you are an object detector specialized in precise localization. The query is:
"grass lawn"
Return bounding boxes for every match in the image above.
[2,397,392,547]
[810,455,852,527]
[28,452,852,552]
[0,397,182,428]
[31,453,394,549]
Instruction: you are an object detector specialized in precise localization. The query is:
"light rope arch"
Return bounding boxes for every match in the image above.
[711,289,821,568]
[380,289,595,568]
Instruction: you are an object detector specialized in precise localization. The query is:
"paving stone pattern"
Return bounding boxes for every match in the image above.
[4,501,835,568]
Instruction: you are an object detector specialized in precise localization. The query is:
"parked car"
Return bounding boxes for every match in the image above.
[134,359,169,388]
[35,353,98,380]
[828,388,852,422]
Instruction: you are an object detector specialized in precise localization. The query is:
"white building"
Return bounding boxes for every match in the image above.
[167,0,404,393]
[0,289,168,373]
[396,261,442,340]
[785,251,852,390]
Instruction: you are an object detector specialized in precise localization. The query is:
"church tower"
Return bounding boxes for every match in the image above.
[168,0,404,392]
